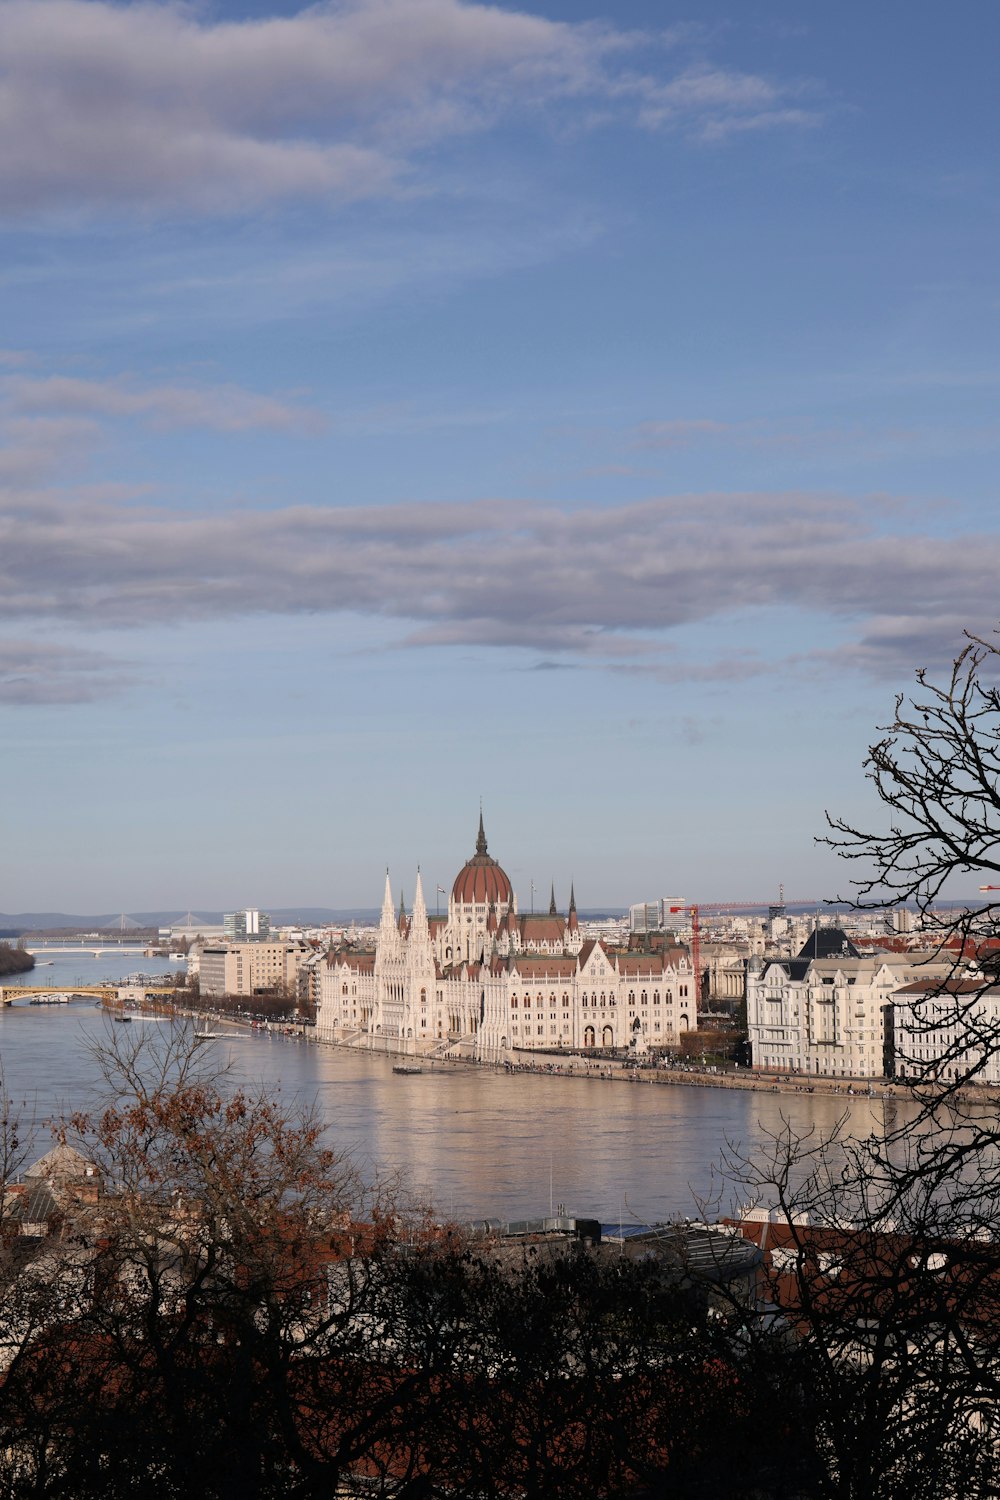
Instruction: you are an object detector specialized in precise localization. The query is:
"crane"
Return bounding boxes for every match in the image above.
[665,892,823,1005]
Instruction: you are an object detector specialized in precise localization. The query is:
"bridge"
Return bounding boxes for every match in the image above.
[26,946,150,958]
[1,984,118,1007]
[1,985,176,1006]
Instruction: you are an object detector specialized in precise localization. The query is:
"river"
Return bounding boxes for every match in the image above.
[0,958,910,1222]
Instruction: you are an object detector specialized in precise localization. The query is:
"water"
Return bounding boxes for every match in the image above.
[0,997,911,1222]
[15,947,182,991]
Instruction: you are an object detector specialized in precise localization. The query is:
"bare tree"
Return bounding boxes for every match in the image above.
[821,631,1000,1113]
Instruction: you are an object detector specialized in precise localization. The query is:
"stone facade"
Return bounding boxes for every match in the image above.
[746,930,950,1078]
[315,818,696,1060]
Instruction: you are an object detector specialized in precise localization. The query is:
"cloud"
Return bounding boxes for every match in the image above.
[0,639,133,704]
[0,0,821,218]
[0,487,995,696]
[634,419,735,449]
[4,375,326,435]
[636,64,821,137]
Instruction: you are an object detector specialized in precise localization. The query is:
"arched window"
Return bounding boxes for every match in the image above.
[584,1026,595,1048]
[420,988,426,1004]
[602,1025,614,1048]
[511,996,518,1009]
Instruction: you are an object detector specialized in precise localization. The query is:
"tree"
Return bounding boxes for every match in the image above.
[824,631,1000,970]
[822,631,1000,1101]
[708,629,1000,1499]
[0,1023,408,1497]
[718,1119,1000,1500]
[0,1024,823,1498]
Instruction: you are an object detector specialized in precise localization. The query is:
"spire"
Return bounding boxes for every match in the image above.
[569,882,577,913]
[549,882,557,917]
[408,868,433,962]
[412,869,427,924]
[476,807,488,857]
[568,882,579,933]
[381,870,394,920]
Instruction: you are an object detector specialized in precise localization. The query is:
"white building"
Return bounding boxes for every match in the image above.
[747,930,950,1078]
[890,979,1000,1086]
[316,818,696,1060]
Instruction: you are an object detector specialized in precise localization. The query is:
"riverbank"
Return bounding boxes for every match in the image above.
[315,1029,923,1100]
[163,1010,998,1109]
[0,943,35,978]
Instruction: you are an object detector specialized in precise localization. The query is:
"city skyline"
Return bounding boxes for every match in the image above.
[2,1,998,909]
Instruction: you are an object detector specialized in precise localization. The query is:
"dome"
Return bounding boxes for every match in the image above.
[451,814,513,906]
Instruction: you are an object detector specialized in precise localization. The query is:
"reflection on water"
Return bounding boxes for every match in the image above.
[0,1001,915,1222]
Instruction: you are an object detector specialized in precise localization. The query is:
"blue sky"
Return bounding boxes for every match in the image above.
[1,0,998,913]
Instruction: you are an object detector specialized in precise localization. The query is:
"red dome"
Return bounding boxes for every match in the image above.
[451,815,512,906]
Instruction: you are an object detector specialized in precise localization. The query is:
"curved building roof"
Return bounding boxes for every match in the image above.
[452,814,513,906]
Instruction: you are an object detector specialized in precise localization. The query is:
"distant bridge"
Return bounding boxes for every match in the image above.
[26,946,150,958]
[1,985,178,1008]
[0,985,118,1007]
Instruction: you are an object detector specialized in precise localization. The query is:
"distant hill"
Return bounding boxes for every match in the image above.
[0,909,382,932]
[0,905,628,933]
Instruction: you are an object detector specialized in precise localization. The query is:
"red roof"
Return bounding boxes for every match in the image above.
[452,857,513,905]
[451,814,513,906]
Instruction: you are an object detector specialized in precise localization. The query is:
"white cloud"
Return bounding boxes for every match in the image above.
[0,638,133,704]
[0,485,994,700]
[0,0,821,218]
[4,374,326,434]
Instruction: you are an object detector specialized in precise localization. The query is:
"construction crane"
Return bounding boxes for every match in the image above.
[665,891,823,1003]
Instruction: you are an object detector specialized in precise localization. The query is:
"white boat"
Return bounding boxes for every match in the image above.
[29,993,69,1005]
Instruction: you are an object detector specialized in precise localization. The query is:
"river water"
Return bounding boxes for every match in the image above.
[0,953,910,1222]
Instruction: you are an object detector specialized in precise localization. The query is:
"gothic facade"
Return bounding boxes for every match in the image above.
[315,818,696,1060]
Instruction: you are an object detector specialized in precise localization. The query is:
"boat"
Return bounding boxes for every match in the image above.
[392,1065,423,1076]
[193,1027,220,1042]
[29,994,69,1005]
[114,1014,132,1024]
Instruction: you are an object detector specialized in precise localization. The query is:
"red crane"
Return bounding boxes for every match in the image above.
[665,892,823,1005]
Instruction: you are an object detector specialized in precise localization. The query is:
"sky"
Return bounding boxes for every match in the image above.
[1,0,998,914]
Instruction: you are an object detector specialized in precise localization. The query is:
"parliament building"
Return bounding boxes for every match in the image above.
[315,817,695,1061]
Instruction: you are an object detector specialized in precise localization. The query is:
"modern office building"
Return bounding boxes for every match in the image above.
[224,908,270,942]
